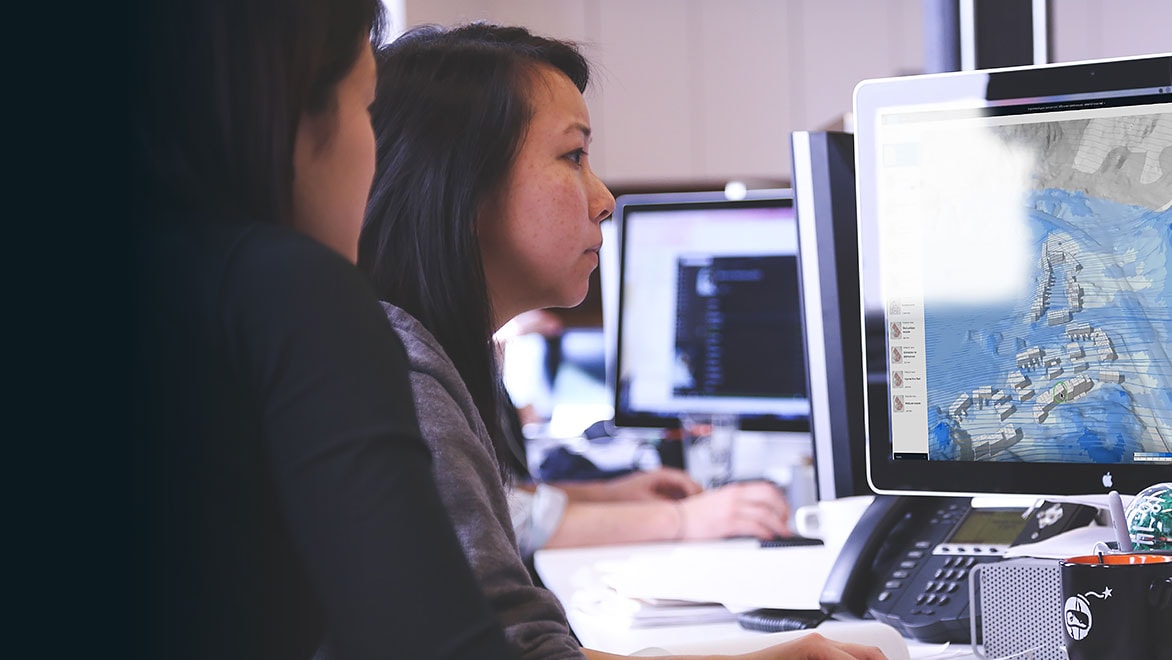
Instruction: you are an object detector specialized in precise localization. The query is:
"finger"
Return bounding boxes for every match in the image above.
[738,499,789,537]
[774,633,888,660]
[736,480,785,500]
[833,642,888,660]
[728,499,787,538]
[805,635,888,660]
[732,483,789,514]
[752,509,790,538]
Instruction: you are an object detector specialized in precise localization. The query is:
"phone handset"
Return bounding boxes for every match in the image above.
[818,495,914,618]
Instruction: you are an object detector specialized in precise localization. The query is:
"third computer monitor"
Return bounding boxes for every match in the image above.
[611,189,810,433]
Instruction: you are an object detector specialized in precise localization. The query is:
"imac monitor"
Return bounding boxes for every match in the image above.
[611,189,810,432]
[854,53,1172,496]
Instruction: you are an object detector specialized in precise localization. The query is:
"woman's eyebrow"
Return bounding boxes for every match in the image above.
[564,122,591,139]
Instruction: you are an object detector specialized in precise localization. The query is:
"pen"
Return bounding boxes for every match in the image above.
[1107,490,1134,552]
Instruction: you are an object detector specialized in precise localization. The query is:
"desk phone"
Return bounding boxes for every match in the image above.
[819,495,1098,643]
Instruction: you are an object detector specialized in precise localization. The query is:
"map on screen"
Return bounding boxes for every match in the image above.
[904,112,1172,465]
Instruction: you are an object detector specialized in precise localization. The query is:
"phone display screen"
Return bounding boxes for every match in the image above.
[947,509,1025,545]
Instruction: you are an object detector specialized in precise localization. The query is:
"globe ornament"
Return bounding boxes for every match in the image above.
[1125,482,1172,551]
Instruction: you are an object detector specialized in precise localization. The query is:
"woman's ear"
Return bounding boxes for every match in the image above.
[474,187,503,237]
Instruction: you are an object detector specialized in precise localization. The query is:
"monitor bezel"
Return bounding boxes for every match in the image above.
[610,188,811,433]
[854,53,1172,498]
[791,130,878,500]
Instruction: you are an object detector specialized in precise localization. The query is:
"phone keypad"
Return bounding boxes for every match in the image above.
[863,498,1039,644]
[908,555,975,614]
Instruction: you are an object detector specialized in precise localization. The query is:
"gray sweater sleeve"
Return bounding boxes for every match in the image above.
[387,306,584,660]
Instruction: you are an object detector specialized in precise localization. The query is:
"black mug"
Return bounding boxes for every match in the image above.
[1060,553,1172,660]
[655,437,685,471]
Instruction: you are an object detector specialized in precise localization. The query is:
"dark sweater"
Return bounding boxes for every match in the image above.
[132,218,516,660]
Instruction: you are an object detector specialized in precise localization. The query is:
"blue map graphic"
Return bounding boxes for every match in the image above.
[923,190,1172,463]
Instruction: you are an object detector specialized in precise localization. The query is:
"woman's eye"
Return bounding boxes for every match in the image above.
[565,149,585,166]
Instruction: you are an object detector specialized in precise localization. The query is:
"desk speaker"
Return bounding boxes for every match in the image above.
[973,558,1065,660]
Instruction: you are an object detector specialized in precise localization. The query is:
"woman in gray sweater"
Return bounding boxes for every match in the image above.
[359,22,886,660]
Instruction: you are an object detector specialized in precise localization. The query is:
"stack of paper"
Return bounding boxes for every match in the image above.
[569,587,737,627]
[593,543,836,612]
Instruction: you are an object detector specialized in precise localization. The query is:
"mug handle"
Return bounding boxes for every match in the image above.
[1150,576,1172,610]
[794,505,822,539]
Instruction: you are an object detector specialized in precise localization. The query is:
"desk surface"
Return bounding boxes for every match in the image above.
[536,540,759,653]
[535,539,982,659]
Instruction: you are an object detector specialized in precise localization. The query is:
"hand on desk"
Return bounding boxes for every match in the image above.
[541,476,791,549]
[583,631,887,660]
[737,632,887,659]
[676,480,790,541]
[557,467,703,502]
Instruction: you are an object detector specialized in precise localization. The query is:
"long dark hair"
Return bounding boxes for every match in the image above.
[131,0,386,225]
[360,24,590,481]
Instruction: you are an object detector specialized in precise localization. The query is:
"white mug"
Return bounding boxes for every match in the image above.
[794,495,875,554]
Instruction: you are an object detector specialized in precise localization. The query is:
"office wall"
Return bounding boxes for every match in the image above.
[395,0,1169,187]
[1050,0,1172,64]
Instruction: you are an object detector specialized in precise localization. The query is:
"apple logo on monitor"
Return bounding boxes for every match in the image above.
[1102,472,1113,489]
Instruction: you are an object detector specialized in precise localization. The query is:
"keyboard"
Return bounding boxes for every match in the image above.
[759,535,824,548]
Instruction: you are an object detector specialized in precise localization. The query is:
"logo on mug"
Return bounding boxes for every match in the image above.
[1064,588,1112,641]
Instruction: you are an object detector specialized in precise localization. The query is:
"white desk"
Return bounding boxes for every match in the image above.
[534,539,981,659]
[536,539,764,653]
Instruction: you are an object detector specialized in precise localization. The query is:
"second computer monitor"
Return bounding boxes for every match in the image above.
[611,189,810,432]
[791,130,881,500]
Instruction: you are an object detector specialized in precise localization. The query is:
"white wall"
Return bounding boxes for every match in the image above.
[1050,0,1172,64]
[395,0,1169,187]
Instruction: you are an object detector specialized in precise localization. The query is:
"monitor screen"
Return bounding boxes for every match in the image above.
[611,190,810,432]
[855,53,1172,497]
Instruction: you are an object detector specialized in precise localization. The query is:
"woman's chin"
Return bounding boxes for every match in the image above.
[547,292,587,311]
